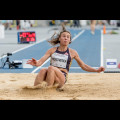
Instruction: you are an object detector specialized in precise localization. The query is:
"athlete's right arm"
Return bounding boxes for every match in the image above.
[27,48,55,67]
[36,47,57,67]
[36,48,52,67]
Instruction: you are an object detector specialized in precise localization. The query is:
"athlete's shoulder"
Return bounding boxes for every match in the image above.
[69,48,77,53]
[69,48,79,58]
[46,47,57,54]
[48,47,57,51]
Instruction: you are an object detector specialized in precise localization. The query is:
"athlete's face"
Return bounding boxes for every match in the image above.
[59,32,71,46]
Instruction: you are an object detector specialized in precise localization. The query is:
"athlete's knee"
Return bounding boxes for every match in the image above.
[48,66,55,72]
[41,68,47,72]
[39,68,47,74]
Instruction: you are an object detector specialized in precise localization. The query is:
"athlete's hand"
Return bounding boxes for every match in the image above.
[96,66,105,73]
[26,58,38,66]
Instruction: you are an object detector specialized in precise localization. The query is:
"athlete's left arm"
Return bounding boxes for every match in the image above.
[73,50,105,73]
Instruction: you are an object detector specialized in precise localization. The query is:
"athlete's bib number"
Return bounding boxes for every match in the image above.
[51,53,68,68]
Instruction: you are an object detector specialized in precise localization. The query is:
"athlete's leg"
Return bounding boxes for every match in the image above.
[91,20,96,34]
[45,66,66,88]
[34,68,47,86]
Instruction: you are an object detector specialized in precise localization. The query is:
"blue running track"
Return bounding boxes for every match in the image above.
[0,29,102,73]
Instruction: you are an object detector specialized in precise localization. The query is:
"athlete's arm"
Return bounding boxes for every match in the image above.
[73,50,105,73]
[27,48,53,67]
[36,48,53,67]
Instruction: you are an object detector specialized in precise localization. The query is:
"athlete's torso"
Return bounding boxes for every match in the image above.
[50,47,72,73]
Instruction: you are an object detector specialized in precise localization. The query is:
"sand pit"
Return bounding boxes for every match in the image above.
[0,73,120,100]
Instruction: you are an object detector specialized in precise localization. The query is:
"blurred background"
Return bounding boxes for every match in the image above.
[0,20,119,29]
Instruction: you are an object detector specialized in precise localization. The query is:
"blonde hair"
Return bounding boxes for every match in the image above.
[47,25,72,46]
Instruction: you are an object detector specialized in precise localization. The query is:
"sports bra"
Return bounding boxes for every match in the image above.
[50,47,72,72]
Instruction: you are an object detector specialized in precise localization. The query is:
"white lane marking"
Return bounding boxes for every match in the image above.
[0,37,50,60]
[101,30,103,67]
[72,30,85,41]
[31,58,50,73]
